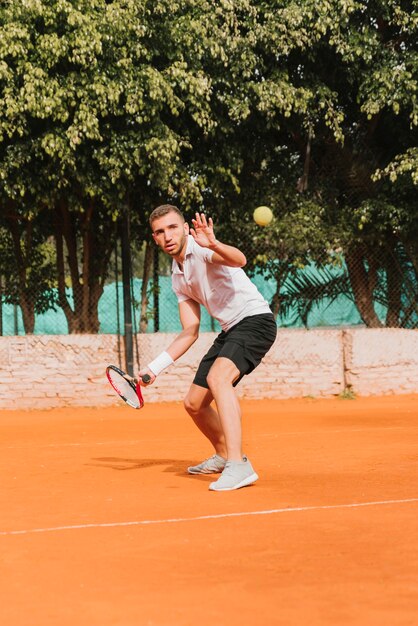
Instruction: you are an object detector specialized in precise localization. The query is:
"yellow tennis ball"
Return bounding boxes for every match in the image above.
[253,206,273,226]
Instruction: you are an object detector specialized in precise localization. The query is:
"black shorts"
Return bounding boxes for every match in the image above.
[193,313,277,389]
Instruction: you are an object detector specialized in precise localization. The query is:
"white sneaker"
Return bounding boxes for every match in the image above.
[187,454,227,475]
[209,456,258,491]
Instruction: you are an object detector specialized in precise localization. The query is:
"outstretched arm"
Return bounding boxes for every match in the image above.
[190,212,246,268]
[166,299,201,360]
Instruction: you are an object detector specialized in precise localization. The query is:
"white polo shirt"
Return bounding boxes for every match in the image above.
[172,236,272,331]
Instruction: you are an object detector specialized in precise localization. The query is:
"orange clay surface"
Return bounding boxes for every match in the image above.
[1,395,418,626]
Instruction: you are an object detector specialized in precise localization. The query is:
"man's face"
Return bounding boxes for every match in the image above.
[151,211,189,259]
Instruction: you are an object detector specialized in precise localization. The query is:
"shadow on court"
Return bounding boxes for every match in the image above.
[88,457,198,475]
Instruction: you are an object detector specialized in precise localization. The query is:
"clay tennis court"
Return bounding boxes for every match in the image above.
[1,395,417,626]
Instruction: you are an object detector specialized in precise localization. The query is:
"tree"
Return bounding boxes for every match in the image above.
[0,213,57,334]
[0,0,265,332]
[197,0,417,328]
[0,0,415,333]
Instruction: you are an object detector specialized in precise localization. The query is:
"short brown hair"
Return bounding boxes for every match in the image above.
[149,204,184,227]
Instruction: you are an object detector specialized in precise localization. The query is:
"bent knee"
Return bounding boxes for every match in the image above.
[183,384,213,416]
[184,394,204,416]
[183,395,194,415]
[207,361,239,391]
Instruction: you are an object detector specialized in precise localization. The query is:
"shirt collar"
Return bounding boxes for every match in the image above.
[171,235,194,274]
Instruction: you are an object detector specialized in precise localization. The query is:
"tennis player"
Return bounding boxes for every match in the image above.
[138,205,277,491]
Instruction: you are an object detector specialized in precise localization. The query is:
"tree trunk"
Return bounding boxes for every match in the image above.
[55,208,77,332]
[392,241,418,328]
[404,241,418,278]
[271,285,281,319]
[7,216,36,334]
[345,247,383,328]
[270,268,291,320]
[385,248,402,327]
[81,203,94,332]
[54,202,111,333]
[140,241,153,333]
[17,293,35,334]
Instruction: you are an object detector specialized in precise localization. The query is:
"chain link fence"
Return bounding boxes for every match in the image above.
[0,222,416,338]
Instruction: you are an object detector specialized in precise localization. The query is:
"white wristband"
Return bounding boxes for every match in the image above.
[147,351,174,377]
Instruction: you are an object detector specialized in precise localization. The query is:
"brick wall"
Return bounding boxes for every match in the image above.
[0,329,417,409]
[343,329,418,396]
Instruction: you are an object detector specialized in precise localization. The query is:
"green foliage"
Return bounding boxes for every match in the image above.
[373,148,418,185]
[0,0,416,331]
[0,213,58,334]
[0,226,57,313]
[339,387,356,400]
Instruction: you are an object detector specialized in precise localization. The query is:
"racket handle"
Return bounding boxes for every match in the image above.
[141,374,151,384]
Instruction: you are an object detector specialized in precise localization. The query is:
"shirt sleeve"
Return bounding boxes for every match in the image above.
[193,242,215,263]
[173,287,191,303]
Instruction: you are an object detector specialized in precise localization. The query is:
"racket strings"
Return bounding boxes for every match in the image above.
[108,370,140,409]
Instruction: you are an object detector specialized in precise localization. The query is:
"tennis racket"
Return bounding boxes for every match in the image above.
[106,365,151,409]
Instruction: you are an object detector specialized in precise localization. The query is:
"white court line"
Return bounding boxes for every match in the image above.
[1,497,418,537]
[258,426,418,438]
[3,426,417,450]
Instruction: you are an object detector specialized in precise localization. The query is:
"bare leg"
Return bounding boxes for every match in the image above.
[184,384,227,458]
[206,357,243,462]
